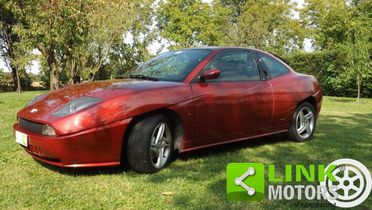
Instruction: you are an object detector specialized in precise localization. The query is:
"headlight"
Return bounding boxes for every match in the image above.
[52,97,101,117]
[27,94,48,106]
[42,124,56,136]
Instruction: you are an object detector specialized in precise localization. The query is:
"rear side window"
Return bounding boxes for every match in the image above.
[255,52,289,78]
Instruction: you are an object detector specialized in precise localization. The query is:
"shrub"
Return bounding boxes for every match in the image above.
[283,49,371,97]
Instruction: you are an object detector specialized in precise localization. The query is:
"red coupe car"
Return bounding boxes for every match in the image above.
[14,47,322,173]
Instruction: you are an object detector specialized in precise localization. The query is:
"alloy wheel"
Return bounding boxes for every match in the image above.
[150,123,171,168]
[296,106,315,139]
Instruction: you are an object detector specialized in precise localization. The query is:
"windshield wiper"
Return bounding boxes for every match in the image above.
[129,74,158,81]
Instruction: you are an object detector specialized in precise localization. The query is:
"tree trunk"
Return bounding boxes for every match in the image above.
[43,45,60,91]
[16,67,21,93]
[70,60,75,85]
[50,67,60,91]
[357,74,360,103]
[68,59,79,85]
[9,64,21,92]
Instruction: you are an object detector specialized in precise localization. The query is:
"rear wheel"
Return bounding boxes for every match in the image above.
[288,102,316,142]
[127,114,173,173]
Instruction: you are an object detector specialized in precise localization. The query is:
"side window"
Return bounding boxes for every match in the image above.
[256,52,289,77]
[203,51,260,81]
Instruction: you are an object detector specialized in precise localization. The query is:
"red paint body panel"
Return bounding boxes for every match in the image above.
[19,80,193,135]
[13,119,130,167]
[189,81,273,148]
[13,47,322,168]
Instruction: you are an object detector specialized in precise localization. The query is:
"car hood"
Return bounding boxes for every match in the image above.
[17,79,191,131]
[47,79,183,101]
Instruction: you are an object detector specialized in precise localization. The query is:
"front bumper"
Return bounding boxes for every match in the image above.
[13,119,131,167]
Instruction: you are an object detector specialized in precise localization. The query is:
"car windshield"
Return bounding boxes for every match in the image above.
[127,49,211,82]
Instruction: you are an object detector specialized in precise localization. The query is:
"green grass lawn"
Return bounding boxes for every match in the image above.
[0,91,371,209]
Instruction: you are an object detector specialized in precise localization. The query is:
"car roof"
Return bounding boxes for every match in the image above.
[181,46,256,51]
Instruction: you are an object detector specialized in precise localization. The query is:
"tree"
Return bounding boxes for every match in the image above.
[302,0,372,100]
[82,1,142,81]
[158,0,303,54]
[219,0,247,23]
[106,16,155,79]
[11,0,150,90]
[0,0,21,92]
[10,0,92,90]
[301,0,352,50]
[233,0,304,55]
[343,1,372,101]
[157,0,231,49]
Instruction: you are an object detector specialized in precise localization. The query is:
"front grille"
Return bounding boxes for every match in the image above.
[19,118,43,134]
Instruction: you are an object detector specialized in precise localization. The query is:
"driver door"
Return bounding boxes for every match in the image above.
[190,50,273,148]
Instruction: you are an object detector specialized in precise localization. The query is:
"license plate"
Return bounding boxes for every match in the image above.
[15,131,28,147]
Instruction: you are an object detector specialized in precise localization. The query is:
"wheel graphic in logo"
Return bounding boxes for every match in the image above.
[320,158,372,208]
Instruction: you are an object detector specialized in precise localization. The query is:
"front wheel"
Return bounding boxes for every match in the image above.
[288,102,316,142]
[127,114,173,173]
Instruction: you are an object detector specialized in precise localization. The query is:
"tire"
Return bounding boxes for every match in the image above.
[288,102,316,142]
[127,114,173,173]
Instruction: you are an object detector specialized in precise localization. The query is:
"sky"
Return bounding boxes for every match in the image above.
[0,0,310,75]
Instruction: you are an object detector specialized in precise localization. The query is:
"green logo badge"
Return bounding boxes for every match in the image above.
[226,163,265,201]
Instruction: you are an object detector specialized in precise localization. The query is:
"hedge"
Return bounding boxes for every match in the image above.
[282,50,371,98]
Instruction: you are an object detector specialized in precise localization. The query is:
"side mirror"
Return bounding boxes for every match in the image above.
[199,69,221,81]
